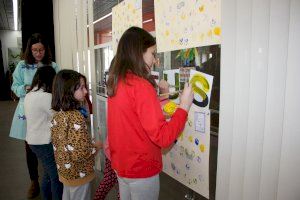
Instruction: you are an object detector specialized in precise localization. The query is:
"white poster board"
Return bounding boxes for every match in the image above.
[154,0,221,53]
[162,70,213,198]
[95,95,108,171]
[162,107,210,198]
[112,0,143,53]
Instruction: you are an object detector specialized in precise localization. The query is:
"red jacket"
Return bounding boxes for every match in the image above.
[108,73,187,178]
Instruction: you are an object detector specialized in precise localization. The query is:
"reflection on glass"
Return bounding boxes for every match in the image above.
[95,46,113,96]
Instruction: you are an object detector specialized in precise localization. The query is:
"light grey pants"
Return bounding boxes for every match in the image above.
[62,182,91,200]
[117,174,160,200]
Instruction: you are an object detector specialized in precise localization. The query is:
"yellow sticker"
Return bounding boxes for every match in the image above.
[181,14,186,20]
[165,30,170,36]
[214,27,221,36]
[188,135,193,143]
[180,132,184,141]
[207,30,212,37]
[163,101,178,116]
[199,5,205,13]
[200,144,205,152]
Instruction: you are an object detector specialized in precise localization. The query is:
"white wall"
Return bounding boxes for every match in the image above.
[216,0,300,200]
[53,0,91,76]
[53,0,77,70]
[0,30,21,72]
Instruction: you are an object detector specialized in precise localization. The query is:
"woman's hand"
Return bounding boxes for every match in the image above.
[179,82,194,112]
[25,85,31,93]
[158,79,169,94]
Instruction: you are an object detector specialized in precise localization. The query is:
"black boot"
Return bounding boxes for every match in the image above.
[27,180,40,199]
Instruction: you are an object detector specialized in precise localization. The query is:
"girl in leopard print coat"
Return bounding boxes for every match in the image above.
[51,70,102,200]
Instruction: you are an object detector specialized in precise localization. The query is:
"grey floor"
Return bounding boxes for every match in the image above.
[0,100,217,200]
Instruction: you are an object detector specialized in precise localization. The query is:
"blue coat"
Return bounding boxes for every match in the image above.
[9,60,59,140]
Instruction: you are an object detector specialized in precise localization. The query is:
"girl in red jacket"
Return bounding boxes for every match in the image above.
[106,26,194,200]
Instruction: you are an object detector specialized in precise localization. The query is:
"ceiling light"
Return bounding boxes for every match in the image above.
[13,0,18,30]
[87,12,112,28]
[93,12,112,24]
[143,18,153,24]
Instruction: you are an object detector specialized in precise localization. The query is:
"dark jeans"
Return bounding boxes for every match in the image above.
[25,141,39,180]
[29,143,63,200]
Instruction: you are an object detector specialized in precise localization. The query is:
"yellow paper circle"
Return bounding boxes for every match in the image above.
[200,144,206,152]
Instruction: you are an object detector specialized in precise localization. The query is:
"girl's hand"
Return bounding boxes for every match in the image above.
[179,82,194,112]
[93,140,103,150]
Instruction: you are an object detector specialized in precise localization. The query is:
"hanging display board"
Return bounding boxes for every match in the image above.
[95,95,108,171]
[163,107,210,199]
[154,0,221,53]
[112,0,143,53]
[162,70,213,198]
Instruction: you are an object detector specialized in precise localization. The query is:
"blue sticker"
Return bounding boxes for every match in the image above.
[171,163,176,171]
[185,163,190,170]
[196,156,201,163]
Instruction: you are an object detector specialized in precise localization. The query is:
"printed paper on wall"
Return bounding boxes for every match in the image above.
[163,107,210,198]
[154,0,221,52]
[112,0,143,53]
[162,70,213,198]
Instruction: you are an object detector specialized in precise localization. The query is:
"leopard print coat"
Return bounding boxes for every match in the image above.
[51,110,96,186]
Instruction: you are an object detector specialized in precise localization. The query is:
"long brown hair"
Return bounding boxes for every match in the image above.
[30,66,56,93]
[107,26,156,97]
[23,33,52,65]
[51,70,83,111]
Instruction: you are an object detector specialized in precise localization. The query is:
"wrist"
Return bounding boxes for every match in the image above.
[179,103,190,112]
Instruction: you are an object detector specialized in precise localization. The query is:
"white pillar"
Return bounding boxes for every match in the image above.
[53,0,77,70]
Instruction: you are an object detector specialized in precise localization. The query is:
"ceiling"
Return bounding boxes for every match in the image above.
[0,0,21,31]
[0,0,153,31]
[93,0,119,21]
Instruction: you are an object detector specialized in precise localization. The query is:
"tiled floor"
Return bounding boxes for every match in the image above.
[0,100,217,200]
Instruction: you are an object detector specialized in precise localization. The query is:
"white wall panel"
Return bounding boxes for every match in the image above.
[215,0,236,198]
[243,0,270,199]
[53,0,76,69]
[217,0,300,199]
[228,0,252,199]
[277,1,300,200]
[259,1,290,199]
